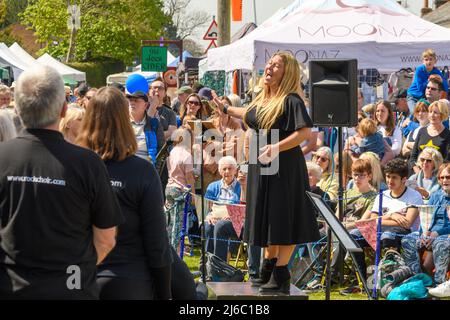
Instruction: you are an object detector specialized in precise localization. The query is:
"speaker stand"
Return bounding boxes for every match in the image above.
[325,126,345,299]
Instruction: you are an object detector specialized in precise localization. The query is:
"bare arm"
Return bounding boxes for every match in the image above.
[186,170,196,191]
[402,140,414,157]
[224,105,247,119]
[276,127,311,152]
[164,125,177,141]
[93,226,117,265]
[258,127,312,164]
[211,91,247,119]
[371,207,419,229]
[301,131,318,155]
[316,131,325,148]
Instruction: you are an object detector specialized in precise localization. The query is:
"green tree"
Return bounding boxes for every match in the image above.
[3,0,28,26]
[0,0,7,26]
[20,0,169,64]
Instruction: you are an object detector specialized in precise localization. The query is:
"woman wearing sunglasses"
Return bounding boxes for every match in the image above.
[313,146,339,201]
[179,93,210,123]
[407,147,443,200]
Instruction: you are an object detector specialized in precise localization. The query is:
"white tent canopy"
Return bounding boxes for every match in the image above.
[9,42,40,68]
[207,0,450,72]
[0,43,32,79]
[37,53,86,82]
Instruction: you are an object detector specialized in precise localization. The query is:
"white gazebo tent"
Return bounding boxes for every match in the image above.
[0,43,32,79]
[207,0,450,73]
[8,42,40,68]
[37,53,86,82]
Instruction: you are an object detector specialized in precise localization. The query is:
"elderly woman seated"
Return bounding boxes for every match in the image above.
[313,146,338,200]
[408,147,443,201]
[203,156,242,262]
[402,163,450,288]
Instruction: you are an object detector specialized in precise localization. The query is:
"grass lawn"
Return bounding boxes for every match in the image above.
[181,245,369,300]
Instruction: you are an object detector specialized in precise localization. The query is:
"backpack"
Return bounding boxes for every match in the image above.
[203,252,245,282]
[376,249,407,298]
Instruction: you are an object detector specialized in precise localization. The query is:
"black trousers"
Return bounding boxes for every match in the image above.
[0,265,99,300]
[170,246,198,300]
[97,277,154,300]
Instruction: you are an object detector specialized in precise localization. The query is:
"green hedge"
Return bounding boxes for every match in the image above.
[68,59,125,87]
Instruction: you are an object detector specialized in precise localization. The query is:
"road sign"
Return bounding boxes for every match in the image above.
[203,19,218,41]
[204,40,217,54]
[141,46,167,72]
[67,5,81,30]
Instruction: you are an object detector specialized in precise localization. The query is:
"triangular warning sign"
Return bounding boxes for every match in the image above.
[204,40,217,54]
[203,19,218,40]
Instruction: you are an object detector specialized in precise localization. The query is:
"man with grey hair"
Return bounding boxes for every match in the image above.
[0,66,123,299]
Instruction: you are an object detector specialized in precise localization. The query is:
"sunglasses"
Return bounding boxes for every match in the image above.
[426,86,438,91]
[150,86,165,91]
[419,158,433,163]
[314,155,329,163]
[439,175,450,180]
[187,100,201,106]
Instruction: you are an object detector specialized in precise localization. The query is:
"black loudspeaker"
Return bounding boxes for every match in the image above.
[309,59,358,127]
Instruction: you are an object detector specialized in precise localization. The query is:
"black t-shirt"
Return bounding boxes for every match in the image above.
[156,104,177,131]
[0,129,123,299]
[97,156,172,279]
[409,126,450,168]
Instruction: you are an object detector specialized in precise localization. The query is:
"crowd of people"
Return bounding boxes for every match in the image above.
[0,47,449,299]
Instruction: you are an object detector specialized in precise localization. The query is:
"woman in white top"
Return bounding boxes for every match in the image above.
[375,100,402,156]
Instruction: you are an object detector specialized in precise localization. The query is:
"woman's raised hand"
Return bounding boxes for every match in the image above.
[211,90,225,112]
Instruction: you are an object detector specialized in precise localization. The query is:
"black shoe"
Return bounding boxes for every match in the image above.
[251,258,277,287]
[259,265,291,295]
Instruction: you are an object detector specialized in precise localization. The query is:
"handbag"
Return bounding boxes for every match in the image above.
[203,252,244,282]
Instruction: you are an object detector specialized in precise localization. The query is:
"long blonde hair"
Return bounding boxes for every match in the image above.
[360,151,384,191]
[59,104,85,138]
[246,51,302,129]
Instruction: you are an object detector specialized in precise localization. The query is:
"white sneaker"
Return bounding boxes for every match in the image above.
[429,281,450,298]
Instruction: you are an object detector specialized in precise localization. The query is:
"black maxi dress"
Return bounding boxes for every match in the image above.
[243,93,320,247]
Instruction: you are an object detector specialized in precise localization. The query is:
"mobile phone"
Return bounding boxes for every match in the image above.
[239,164,248,174]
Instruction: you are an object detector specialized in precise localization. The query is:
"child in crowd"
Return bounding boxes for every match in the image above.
[348,118,385,160]
[306,161,329,202]
[165,127,196,251]
[407,49,448,114]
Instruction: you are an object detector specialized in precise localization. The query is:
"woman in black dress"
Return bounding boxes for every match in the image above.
[212,52,320,294]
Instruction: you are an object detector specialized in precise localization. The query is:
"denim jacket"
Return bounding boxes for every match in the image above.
[420,189,450,236]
